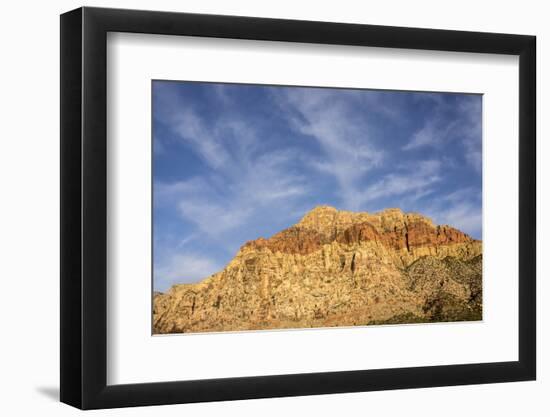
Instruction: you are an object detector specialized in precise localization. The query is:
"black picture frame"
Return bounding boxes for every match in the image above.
[60,6,536,410]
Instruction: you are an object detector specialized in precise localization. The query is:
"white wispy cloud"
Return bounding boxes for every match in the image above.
[154,252,223,291]
[362,159,442,202]
[177,234,198,248]
[273,88,384,210]
[155,177,208,203]
[423,187,482,238]
[177,199,254,235]
[173,110,231,169]
[402,95,482,172]
[437,202,482,237]
[402,119,458,150]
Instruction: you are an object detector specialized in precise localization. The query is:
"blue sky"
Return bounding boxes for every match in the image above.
[153,81,482,291]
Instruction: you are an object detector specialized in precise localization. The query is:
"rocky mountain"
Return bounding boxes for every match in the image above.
[153,206,482,334]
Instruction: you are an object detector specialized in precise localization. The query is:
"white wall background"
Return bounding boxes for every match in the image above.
[0,0,546,415]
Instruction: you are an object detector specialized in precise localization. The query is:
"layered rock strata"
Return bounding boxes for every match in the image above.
[154,206,482,334]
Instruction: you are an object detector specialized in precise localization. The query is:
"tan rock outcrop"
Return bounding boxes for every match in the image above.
[154,206,482,334]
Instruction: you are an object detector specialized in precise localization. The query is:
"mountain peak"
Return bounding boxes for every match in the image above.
[297,205,338,228]
[299,205,408,222]
[154,204,482,334]
[297,205,412,235]
[304,205,339,214]
[239,206,474,259]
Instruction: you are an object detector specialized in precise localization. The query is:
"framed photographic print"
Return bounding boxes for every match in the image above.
[60,6,536,409]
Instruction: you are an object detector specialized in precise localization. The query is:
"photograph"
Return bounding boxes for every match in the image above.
[1,0,542,413]
[152,81,483,334]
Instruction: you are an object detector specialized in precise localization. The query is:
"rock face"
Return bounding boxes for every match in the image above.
[153,206,482,334]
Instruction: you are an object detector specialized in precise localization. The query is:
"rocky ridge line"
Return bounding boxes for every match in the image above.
[154,206,482,334]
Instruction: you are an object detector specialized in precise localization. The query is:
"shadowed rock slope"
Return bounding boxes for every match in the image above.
[154,206,482,334]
